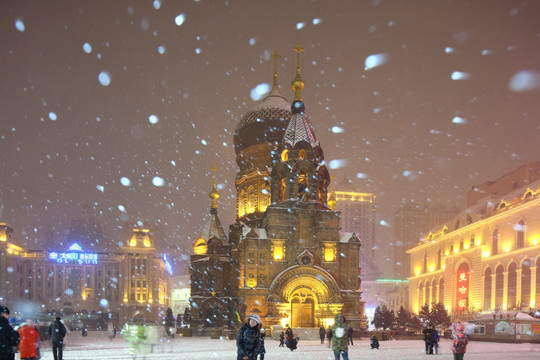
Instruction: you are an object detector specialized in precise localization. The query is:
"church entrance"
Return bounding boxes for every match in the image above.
[290,293,315,327]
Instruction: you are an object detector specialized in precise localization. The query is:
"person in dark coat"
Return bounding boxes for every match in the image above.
[48,317,66,360]
[346,325,354,345]
[423,324,436,354]
[326,326,333,348]
[236,314,262,360]
[370,334,379,349]
[257,327,266,360]
[279,332,284,347]
[0,306,20,360]
[318,326,326,344]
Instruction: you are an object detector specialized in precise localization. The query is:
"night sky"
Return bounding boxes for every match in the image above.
[1,0,539,276]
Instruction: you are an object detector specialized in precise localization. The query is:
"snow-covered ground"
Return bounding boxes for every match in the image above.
[33,331,540,360]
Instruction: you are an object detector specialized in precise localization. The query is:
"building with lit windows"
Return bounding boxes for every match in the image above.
[394,203,458,279]
[189,48,362,332]
[0,223,170,325]
[407,163,540,315]
[334,190,378,279]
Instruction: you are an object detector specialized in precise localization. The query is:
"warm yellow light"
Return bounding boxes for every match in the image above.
[464,244,470,250]
[445,251,449,256]
[123,298,128,303]
[475,238,482,246]
[454,247,459,253]
[143,238,151,247]
[280,318,289,328]
[148,299,153,304]
[247,279,257,288]
[414,268,421,276]
[281,149,289,162]
[503,302,507,310]
[430,266,434,273]
[193,238,208,255]
[531,300,536,308]
[504,245,511,253]
[324,244,335,262]
[532,238,538,246]
[483,251,490,258]
[273,242,284,260]
[442,264,446,269]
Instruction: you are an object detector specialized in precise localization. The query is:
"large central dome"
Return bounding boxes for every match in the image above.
[233,89,291,155]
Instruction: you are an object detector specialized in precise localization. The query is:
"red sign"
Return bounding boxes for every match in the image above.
[456,270,469,310]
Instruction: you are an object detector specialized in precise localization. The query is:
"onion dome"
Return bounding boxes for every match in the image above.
[233,65,291,156]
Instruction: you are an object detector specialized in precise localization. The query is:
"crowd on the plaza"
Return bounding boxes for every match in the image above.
[2,303,472,360]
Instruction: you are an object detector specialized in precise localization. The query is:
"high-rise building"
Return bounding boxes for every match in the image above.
[189,47,363,331]
[334,190,378,279]
[393,203,458,279]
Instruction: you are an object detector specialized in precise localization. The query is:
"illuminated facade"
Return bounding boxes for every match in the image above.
[407,163,540,315]
[0,224,170,324]
[190,47,362,330]
[334,191,378,279]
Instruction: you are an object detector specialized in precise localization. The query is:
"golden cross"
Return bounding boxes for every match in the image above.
[272,50,281,75]
[210,166,218,178]
[292,43,304,68]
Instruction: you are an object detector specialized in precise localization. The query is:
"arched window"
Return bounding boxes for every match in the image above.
[484,267,492,310]
[279,177,286,201]
[299,149,306,159]
[507,262,517,309]
[437,249,442,270]
[423,253,428,273]
[515,220,525,249]
[298,171,307,199]
[495,265,504,309]
[492,229,499,256]
[281,149,289,162]
[521,259,532,309]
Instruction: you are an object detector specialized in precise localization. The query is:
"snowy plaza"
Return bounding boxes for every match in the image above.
[31,331,540,360]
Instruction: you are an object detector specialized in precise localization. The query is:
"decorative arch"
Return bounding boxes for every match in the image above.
[266,265,341,304]
[521,258,532,308]
[492,229,500,256]
[507,262,518,308]
[495,264,504,309]
[515,220,525,249]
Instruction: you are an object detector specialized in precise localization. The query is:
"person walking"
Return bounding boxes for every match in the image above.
[236,314,262,360]
[346,325,354,346]
[17,320,40,360]
[0,306,20,360]
[257,327,266,360]
[330,314,349,360]
[48,317,66,360]
[326,326,333,349]
[422,324,436,354]
[451,323,469,360]
[432,326,440,355]
[319,325,326,344]
[278,332,284,347]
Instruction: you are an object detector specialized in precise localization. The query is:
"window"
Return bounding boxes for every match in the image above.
[516,220,525,249]
[423,254,428,273]
[492,229,499,255]
[437,249,442,270]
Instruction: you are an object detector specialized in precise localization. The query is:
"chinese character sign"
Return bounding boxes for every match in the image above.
[456,270,469,310]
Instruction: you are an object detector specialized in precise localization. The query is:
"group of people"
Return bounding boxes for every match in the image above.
[0,306,66,360]
[423,322,470,359]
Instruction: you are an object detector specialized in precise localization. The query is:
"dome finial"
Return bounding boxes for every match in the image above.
[271,50,281,93]
[291,43,305,102]
[209,166,219,209]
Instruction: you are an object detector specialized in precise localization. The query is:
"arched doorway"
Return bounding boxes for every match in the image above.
[290,288,315,328]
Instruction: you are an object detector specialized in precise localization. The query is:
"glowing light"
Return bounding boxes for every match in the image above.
[120,177,131,186]
[158,45,166,54]
[329,159,347,169]
[193,238,207,255]
[48,112,57,121]
[444,47,455,53]
[312,18,322,25]
[249,38,257,46]
[332,126,344,133]
[296,22,306,30]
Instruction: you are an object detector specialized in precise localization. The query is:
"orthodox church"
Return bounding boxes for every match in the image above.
[190,45,363,331]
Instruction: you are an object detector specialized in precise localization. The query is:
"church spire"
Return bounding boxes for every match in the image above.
[291,43,305,114]
[327,175,336,210]
[270,50,282,95]
[209,166,219,210]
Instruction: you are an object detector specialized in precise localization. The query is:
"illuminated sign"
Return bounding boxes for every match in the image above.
[456,269,469,310]
[163,254,173,275]
[49,243,98,265]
